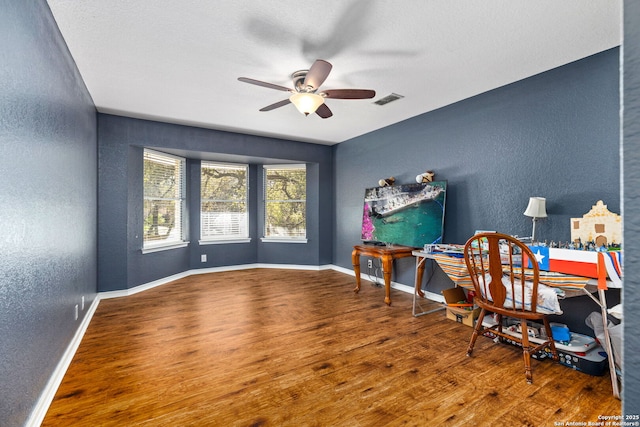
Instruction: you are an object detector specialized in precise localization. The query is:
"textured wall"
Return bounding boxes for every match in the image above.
[98,115,334,291]
[334,49,620,288]
[623,0,640,415]
[0,2,97,426]
[333,48,621,337]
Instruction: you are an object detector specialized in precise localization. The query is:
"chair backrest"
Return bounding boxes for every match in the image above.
[463,232,540,314]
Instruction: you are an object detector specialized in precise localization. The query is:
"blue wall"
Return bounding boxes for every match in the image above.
[623,0,640,414]
[97,115,334,291]
[334,49,620,291]
[0,2,98,425]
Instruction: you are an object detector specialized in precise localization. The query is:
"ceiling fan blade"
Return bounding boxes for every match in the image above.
[303,60,332,90]
[259,99,291,111]
[315,103,333,119]
[323,89,376,99]
[238,77,292,92]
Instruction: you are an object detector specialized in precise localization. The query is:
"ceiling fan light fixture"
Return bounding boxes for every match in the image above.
[289,92,324,116]
[239,60,375,119]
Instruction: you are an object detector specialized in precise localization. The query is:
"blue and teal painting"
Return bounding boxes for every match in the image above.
[361,181,447,248]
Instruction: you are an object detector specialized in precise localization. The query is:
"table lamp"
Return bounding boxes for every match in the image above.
[523,197,547,242]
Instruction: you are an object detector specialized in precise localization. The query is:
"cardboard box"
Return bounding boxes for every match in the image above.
[442,287,480,327]
[446,306,481,327]
[442,287,467,305]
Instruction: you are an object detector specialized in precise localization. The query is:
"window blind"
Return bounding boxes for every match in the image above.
[143,149,186,248]
[201,162,249,240]
[263,164,306,238]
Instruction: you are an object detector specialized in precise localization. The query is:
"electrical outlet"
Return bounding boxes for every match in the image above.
[74,304,79,321]
[201,254,207,263]
[367,259,373,269]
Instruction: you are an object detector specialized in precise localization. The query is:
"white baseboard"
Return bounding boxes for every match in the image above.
[26,297,100,427]
[329,264,356,276]
[423,290,445,303]
[99,270,193,299]
[330,264,419,296]
[100,263,334,299]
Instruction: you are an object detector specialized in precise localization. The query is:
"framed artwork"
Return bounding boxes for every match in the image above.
[360,181,447,248]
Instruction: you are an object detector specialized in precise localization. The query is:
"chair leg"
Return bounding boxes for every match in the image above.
[495,313,503,342]
[523,349,533,384]
[466,308,486,356]
[520,319,533,384]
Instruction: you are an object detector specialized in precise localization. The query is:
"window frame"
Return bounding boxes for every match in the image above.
[262,164,307,243]
[199,161,250,244]
[142,149,188,253]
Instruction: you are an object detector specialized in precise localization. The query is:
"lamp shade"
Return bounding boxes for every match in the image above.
[289,92,324,116]
[523,197,547,218]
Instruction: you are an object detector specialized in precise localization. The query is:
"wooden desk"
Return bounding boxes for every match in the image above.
[352,244,425,305]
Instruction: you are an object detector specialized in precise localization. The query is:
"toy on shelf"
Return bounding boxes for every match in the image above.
[570,200,621,249]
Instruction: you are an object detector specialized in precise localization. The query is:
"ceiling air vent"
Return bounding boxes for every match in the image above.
[374,93,404,106]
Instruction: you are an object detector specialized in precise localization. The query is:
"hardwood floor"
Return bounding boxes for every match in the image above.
[43,269,620,426]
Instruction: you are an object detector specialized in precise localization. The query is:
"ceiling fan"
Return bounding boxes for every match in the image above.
[238,59,375,119]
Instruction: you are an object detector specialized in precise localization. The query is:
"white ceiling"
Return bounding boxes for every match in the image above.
[46,0,621,146]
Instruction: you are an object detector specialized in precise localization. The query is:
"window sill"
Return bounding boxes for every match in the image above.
[261,238,308,244]
[142,241,189,254]
[199,238,251,245]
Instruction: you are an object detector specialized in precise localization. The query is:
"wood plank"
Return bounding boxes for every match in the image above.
[43,269,620,426]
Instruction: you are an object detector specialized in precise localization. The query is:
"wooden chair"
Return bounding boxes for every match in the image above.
[463,232,559,384]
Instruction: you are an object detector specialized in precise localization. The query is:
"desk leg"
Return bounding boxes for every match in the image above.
[352,249,361,294]
[598,288,620,399]
[381,254,393,305]
[415,257,426,298]
[580,287,620,399]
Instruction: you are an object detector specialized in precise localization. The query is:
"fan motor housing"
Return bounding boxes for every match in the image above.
[291,70,315,93]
